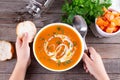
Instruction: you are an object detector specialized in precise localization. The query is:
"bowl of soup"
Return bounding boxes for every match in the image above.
[33,23,84,72]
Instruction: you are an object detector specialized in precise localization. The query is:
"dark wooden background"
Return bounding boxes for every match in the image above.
[0,0,120,80]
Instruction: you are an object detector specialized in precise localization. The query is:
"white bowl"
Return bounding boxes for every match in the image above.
[90,18,120,38]
[95,18,120,38]
[33,23,84,72]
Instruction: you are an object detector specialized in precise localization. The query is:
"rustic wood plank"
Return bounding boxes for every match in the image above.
[0,12,17,18]
[0,0,45,3]
[0,12,62,20]
[25,73,120,80]
[25,73,96,80]
[0,0,63,13]
[0,73,95,80]
[0,0,29,2]
[0,13,62,25]
[0,58,120,74]
[0,2,27,12]
[0,27,17,42]
[0,73,120,80]
[46,0,63,13]
[0,74,10,80]
[87,44,120,59]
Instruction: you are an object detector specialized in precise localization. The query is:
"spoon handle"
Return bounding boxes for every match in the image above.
[83,38,87,50]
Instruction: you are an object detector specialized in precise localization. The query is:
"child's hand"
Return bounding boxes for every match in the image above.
[9,33,31,80]
[16,33,31,68]
[82,47,110,80]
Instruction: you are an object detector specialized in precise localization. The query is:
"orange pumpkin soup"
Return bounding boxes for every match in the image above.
[33,23,83,71]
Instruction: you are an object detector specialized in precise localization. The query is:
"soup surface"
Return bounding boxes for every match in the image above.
[34,24,82,71]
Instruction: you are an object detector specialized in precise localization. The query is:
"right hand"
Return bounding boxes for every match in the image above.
[16,33,31,68]
[9,33,31,80]
[82,47,110,80]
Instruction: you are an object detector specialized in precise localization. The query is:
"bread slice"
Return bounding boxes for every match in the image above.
[0,41,14,61]
[16,21,37,42]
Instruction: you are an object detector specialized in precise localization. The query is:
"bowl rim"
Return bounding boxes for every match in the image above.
[33,23,84,72]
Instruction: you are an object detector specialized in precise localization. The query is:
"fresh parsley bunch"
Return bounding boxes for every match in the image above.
[62,0,111,25]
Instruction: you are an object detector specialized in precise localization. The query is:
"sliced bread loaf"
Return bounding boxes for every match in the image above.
[0,41,14,61]
[16,21,37,42]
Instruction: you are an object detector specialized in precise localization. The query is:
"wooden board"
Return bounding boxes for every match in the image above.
[0,73,120,80]
[0,0,120,80]
[0,0,63,13]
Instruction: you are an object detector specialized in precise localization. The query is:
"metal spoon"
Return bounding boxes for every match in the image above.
[73,15,88,50]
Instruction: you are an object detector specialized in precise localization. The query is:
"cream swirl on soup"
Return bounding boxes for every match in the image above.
[44,34,76,63]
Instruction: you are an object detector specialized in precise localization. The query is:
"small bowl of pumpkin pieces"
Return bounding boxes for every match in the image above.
[94,7,120,38]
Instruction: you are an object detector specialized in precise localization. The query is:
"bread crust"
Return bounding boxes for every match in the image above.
[16,21,37,42]
[10,43,14,58]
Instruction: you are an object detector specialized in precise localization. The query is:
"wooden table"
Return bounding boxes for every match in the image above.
[0,0,120,80]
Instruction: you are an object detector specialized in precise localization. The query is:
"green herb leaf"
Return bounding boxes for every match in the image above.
[65,60,72,64]
[57,60,61,66]
[57,27,61,31]
[56,41,61,45]
[73,41,77,46]
[40,37,45,40]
